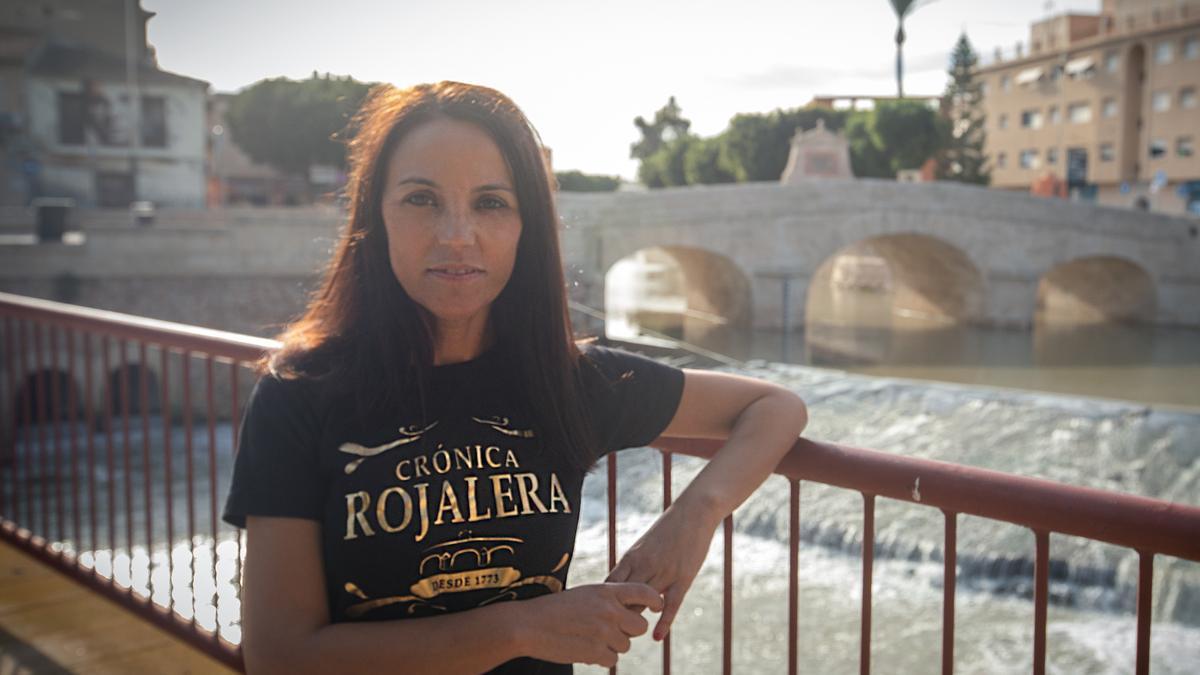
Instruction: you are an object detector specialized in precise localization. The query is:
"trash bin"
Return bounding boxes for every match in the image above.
[131,200,156,227]
[31,197,75,243]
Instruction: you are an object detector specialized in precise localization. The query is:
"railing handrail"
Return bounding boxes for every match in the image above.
[0,292,278,363]
[653,436,1200,563]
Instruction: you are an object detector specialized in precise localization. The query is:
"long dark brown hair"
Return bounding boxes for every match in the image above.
[261,81,599,467]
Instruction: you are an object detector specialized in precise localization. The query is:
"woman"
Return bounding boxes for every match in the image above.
[222,81,807,674]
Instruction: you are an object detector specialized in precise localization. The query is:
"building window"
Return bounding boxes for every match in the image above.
[1105,51,1119,72]
[998,113,1008,130]
[1152,90,1171,112]
[1181,86,1197,109]
[141,96,167,148]
[1150,139,1167,158]
[1102,97,1118,117]
[1020,109,1043,129]
[1019,149,1040,169]
[1179,136,1195,158]
[58,91,86,145]
[1099,144,1115,162]
[1067,102,1091,123]
[1155,41,1173,64]
[1184,36,1199,60]
[1048,105,1060,124]
[1000,75,1011,92]
[1047,147,1059,164]
[996,152,1007,168]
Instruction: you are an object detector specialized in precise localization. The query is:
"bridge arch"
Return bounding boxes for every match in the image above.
[603,246,752,348]
[802,233,985,365]
[806,233,985,327]
[12,370,83,429]
[105,362,162,416]
[1035,256,1156,324]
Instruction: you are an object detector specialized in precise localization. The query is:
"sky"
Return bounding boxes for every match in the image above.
[142,0,1101,179]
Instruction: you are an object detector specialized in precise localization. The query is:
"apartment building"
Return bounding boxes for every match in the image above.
[979,0,1200,215]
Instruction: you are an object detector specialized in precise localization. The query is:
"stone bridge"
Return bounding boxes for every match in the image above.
[557,180,1200,332]
[2,180,1198,336]
[1,180,1198,425]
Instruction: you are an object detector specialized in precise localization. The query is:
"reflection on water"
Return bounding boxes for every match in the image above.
[610,315,1200,410]
[606,309,1200,411]
[73,537,244,644]
[796,321,1199,410]
[604,243,1200,409]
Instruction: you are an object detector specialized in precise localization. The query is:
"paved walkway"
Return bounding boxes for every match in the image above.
[0,538,237,674]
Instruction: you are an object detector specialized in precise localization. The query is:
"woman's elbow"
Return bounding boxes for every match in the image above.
[770,386,808,436]
[241,631,314,675]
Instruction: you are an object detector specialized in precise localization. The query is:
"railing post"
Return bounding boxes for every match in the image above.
[861,493,875,675]
[140,340,152,597]
[162,344,174,610]
[942,510,957,675]
[1033,530,1049,675]
[607,450,617,675]
[788,479,800,675]
[723,513,733,675]
[50,326,65,547]
[1135,551,1153,675]
[662,450,672,675]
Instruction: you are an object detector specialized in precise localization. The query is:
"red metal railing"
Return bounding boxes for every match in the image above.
[2,292,1199,674]
[0,292,271,672]
[643,438,1200,675]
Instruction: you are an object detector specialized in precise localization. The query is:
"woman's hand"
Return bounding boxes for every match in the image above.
[607,372,807,641]
[515,582,663,668]
[604,494,724,641]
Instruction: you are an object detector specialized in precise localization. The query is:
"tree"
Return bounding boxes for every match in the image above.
[683,136,737,185]
[845,111,893,178]
[937,33,990,185]
[888,0,935,98]
[637,135,695,188]
[873,99,948,172]
[630,97,691,160]
[225,72,374,176]
[554,170,621,192]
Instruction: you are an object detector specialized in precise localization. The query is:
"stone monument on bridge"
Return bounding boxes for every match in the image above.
[780,119,854,184]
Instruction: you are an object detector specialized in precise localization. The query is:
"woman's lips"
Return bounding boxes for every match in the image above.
[427,265,484,281]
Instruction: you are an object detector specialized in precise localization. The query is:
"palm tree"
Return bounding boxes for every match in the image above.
[889,0,935,98]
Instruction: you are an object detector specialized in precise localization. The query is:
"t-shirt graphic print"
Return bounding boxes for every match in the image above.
[334,409,579,621]
[222,343,685,673]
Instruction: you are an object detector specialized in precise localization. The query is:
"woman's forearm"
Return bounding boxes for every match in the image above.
[674,388,808,524]
[252,600,529,675]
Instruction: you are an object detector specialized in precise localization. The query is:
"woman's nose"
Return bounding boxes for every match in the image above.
[433,208,476,246]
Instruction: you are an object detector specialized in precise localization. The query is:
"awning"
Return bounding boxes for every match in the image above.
[1065,56,1096,76]
[1015,67,1044,85]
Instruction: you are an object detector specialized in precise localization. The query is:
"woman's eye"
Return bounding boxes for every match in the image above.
[477,195,507,209]
[405,192,435,206]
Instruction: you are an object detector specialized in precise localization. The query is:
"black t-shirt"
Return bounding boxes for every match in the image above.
[222,343,685,674]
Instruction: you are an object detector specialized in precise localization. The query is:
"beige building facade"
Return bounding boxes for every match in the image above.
[979,0,1200,215]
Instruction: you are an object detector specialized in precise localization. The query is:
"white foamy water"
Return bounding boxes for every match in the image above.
[570,361,1200,674]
